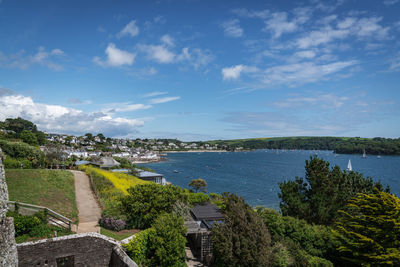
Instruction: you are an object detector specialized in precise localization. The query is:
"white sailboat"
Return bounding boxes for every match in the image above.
[362,149,366,158]
[347,159,352,171]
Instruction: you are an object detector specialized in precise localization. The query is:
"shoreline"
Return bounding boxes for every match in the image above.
[163,150,228,153]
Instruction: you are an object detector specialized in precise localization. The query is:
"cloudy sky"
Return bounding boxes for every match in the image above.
[0,0,399,140]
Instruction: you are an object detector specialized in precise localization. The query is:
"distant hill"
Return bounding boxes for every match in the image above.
[207,136,400,155]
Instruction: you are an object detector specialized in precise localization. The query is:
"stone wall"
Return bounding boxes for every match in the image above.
[17,232,137,267]
[0,148,18,267]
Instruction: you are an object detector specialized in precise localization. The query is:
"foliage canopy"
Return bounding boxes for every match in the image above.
[278,156,387,225]
[212,193,272,267]
[334,190,400,266]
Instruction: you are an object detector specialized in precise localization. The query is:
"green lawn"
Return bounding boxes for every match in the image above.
[5,169,78,223]
[100,227,138,241]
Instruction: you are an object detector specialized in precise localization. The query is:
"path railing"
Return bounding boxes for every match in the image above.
[7,201,72,230]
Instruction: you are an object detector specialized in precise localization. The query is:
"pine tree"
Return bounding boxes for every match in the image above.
[334,190,400,266]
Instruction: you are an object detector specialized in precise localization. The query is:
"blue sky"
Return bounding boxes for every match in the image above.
[0,0,399,140]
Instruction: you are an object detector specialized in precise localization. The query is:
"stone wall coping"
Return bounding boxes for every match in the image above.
[17,232,120,247]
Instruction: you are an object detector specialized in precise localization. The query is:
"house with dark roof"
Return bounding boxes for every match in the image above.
[135,169,166,185]
[91,157,120,169]
[185,203,224,264]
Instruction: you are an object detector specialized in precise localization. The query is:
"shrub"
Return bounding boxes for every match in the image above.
[146,213,187,267]
[123,228,153,265]
[99,215,126,232]
[123,214,187,267]
[257,207,339,260]
[12,212,42,236]
[121,184,187,229]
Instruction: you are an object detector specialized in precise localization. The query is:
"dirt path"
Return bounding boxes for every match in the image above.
[71,170,101,233]
[185,246,204,267]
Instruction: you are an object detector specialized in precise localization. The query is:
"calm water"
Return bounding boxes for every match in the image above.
[142,150,400,209]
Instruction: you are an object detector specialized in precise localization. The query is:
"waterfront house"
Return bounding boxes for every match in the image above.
[185,202,224,264]
[136,170,165,185]
[91,157,120,169]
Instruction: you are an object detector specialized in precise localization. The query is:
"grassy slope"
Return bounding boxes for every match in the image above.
[5,169,78,222]
[100,227,138,241]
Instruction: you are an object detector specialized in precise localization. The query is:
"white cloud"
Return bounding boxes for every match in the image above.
[93,43,135,67]
[262,60,357,86]
[296,16,389,49]
[231,8,270,19]
[51,48,64,56]
[221,65,258,80]
[138,43,213,69]
[383,0,399,5]
[149,96,180,104]
[161,34,174,46]
[221,19,243,38]
[355,17,389,39]
[296,27,349,49]
[294,50,316,59]
[143,91,168,98]
[117,20,139,38]
[273,93,349,108]
[264,12,299,38]
[0,94,144,136]
[177,47,214,69]
[138,44,175,63]
[0,46,64,71]
[103,103,152,113]
[389,54,400,71]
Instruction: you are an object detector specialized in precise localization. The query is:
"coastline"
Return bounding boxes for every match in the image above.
[163,150,228,153]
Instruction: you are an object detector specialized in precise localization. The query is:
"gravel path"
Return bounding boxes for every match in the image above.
[71,170,101,233]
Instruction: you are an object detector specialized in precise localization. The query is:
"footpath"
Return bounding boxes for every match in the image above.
[71,170,102,233]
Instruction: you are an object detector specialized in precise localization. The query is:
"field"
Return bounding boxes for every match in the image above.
[100,227,139,241]
[5,169,78,222]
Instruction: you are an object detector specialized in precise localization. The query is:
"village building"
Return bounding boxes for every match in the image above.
[185,202,224,264]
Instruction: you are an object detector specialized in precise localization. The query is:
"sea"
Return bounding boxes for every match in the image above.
[141,150,400,210]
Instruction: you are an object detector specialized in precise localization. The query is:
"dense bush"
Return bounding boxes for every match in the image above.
[121,183,187,229]
[7,210,72,243]
[279,156,387,225]
[334,190,400,266]
[212,193,272,267]
[123,228,153,265]
[124,213,186,267]
[257,207,339,266]
[184,191,209,205]
[99,215,126,231]
[0,139,45,168]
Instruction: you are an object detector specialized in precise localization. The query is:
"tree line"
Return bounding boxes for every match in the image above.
[212,136,400,155]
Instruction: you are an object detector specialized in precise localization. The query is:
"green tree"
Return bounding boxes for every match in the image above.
[20,130,38,146]
[5,117,37,134]
[121,184,187,228]
[146,213,187,267]
[278,156,387,225]
[84,133,93,141]
[212,193,272,266]
[334,190,400,266]
[34,131,47,145]
[188,178,207,192]
[257,207,339,266]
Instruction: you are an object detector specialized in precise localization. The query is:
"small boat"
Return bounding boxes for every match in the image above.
[377,155,381,159]
[362,149,367,158]
[173,170,179,173]
[347,159,352,171]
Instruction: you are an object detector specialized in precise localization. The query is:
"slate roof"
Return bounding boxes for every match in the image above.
[190,203,224,221]
[92,157,120,168]
[137,171,163,178]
